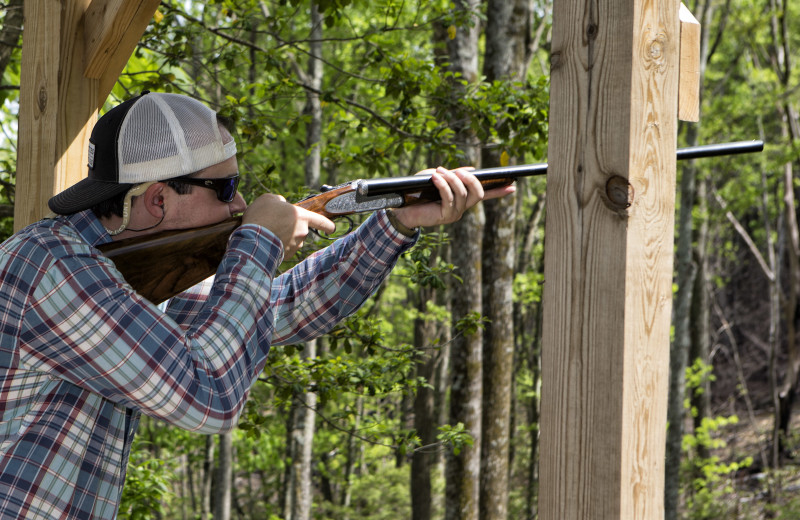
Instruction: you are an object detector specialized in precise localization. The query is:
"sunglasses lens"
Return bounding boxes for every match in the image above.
[220,177,239,202]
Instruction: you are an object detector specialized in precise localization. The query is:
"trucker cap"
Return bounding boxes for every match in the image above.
[48,91,237,215]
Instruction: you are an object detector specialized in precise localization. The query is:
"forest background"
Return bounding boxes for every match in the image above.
[0,0,798,519]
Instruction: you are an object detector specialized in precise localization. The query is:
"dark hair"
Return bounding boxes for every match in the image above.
[90,116,234,218]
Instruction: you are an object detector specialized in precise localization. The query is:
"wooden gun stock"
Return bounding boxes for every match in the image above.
[98,217,241,304]
[98,140,764,304]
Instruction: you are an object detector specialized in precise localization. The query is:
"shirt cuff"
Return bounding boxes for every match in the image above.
[385,209,419,238]
[377,209,419,243]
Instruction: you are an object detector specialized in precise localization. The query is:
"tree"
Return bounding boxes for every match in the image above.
[282,4,324,519]
[479,0,533,518]
[438,2,484,519]
[664,1,719,516]
[765,0,800,466]
[0,0,22,232]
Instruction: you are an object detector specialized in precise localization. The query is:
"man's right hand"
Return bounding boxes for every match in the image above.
[242,194,336,258]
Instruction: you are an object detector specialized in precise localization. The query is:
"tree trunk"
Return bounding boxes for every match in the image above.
[440,3,482,519]
[665,125,698,520]
[478,1,531,519]
[411,261,445,520]
[284,4,324,518]
[0,0,23,85]
[766,0,800,465]
[283,364,318,520]
[341,394,363,518]
[214,432,233,520]
[202,435,215,520]
[689,195,711,459]
[664,2,714,516]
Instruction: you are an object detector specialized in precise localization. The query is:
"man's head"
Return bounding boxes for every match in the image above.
[48,91,242,234]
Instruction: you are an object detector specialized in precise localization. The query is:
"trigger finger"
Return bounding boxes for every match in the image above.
[303,209,336,235]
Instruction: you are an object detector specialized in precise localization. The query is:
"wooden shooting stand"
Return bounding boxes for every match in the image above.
[540,1,699,519]
[15,1,701,518]
[15,0,160,230]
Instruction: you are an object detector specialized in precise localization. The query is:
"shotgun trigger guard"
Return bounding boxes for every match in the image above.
[312,216,354,241]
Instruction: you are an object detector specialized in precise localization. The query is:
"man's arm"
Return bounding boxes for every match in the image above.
[166,209,416,344]
[19,224,283,434]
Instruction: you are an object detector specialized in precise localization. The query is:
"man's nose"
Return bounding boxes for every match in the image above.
[229,192,247,214]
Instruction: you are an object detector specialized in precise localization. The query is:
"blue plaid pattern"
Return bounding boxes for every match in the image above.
[0,209,413,518]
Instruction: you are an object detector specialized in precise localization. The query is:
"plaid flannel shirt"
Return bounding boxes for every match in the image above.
[0,209,414,519]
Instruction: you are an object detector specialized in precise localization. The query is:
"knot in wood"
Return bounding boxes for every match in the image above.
[550,51,562,71]
[642,30,668,72]
[605,175,633,210]
[37,86,47,113]
[586,23,598,40]
[649,38,664,60]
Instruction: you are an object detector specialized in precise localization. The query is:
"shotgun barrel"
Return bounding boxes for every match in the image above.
[359,140,764,197]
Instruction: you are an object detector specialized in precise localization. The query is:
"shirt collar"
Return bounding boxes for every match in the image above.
[63,210,113,247]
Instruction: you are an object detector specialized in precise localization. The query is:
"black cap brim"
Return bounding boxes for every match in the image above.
[48,178,133,215]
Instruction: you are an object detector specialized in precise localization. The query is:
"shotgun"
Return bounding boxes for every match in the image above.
[98,140,764,304]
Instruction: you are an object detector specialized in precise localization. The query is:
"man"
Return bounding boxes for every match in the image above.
[0,91,513,518]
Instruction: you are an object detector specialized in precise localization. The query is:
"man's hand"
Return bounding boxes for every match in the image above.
[390,166,516,230]
[243,193,336,258]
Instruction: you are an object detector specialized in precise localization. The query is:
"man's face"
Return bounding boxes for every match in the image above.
[161,156,247,230]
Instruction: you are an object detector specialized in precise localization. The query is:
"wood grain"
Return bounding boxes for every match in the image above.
[98,217,241,304]
[539,1,680,518]
[84,0,162,103]
[678,3,701,122]
[16,1,160,230]
[15,0,61,229]
[16,0,96,229]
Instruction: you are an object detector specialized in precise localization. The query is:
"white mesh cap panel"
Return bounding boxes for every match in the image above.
[116,93,236,183]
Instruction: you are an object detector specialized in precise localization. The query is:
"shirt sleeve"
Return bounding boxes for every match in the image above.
[269,209,416,344]
[19,224,283,434]
[166,209,417,344]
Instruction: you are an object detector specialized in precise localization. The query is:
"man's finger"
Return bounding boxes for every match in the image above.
[301,208,337,234]
[451,168,484,208]
[483,185,517,201]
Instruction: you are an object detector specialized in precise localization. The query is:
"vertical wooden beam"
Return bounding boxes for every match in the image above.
[16,0,95,230]
[15,0,160,230]
[539,0,680,518]
[678,3,701,122]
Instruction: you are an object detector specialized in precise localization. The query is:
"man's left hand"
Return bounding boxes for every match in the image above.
[390,166,516,230]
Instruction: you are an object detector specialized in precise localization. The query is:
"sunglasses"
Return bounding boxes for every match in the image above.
[169,174,240,203]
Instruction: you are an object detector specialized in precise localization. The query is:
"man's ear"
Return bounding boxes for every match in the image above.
[140,182,166,219]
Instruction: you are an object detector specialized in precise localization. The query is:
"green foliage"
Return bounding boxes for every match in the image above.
[680,361,752,520]
[437,422,474,456]
[401,231,459,289]
[513,270,544,306]
[117,442,174,520]
[318,463,412,520]
[684,357,715,416]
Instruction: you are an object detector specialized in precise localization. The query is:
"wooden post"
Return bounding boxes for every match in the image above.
[678,2,701,122]
[15,0,160,230]
[539,0,681,518]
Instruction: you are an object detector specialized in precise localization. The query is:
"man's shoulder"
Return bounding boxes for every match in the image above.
[2,218,96,262]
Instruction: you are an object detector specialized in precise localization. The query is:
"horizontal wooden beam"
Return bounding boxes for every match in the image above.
[84,0,161,104]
